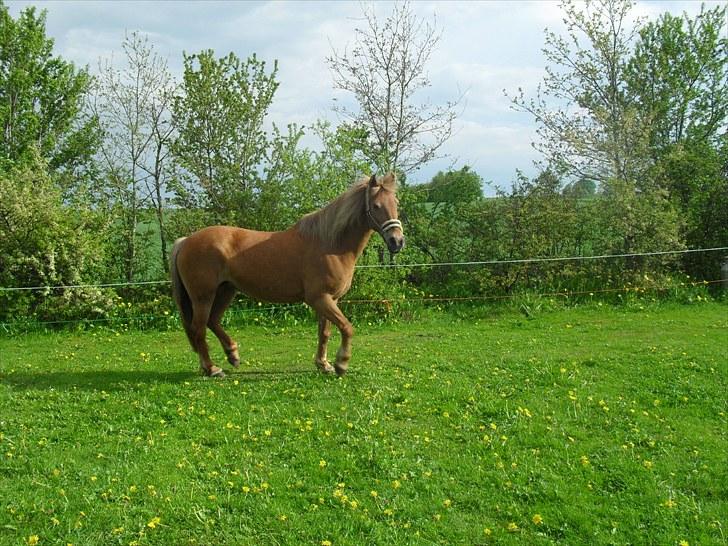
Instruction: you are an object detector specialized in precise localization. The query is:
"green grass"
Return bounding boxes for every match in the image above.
[0,303,726,545]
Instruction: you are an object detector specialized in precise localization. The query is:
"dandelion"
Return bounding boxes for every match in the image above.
[679,541,689,546]
[507,522,519,532]
[484,528,492,536]
[663,498,677,509]
[147,516,161,529]
[321,541,332,546]
[392,480,401,489]
[370,490,378,498]
[532,514,543,525]
[580,455,590,467]
[643,460,653,469]
[27,536,39,546]
[319,459,327,468]
[443,499,452,508]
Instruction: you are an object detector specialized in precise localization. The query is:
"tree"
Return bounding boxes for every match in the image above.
[0,149,112,321]
[171,50,280,226]
[0,2,98,182]
[626,6,727,154]
[327,1,460,174]
[90,32,176,281]
[508,0,646,185]
[423,166,483,203]
[625,5,727,278]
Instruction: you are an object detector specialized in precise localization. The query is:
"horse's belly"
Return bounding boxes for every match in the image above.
[233,272,304,303]
[225,239,306,303]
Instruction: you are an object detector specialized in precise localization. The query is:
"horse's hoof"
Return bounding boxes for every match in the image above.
[229,358,241,369]
[317,362,335,374]
[208,368,226,378]
[334,366,348,377]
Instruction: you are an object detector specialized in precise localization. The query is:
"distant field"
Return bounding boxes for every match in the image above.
[1,304,726,545]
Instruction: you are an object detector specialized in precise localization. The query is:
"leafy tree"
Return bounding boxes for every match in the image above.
[327,1,460,174]
[625,5,727,278]
[508,0,646,185]
[0,2,98,182]
[626,6,727,153]
[423,166,483,203]
[0,149,112,321]
[171,50,280,226]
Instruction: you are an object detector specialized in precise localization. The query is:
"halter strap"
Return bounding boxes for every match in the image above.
[365,186,403,235]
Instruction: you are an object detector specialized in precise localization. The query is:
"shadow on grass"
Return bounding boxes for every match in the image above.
[1,369,196,392]
[2,367,320,392]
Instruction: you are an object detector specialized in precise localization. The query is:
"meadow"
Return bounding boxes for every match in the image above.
[0,303,726,545]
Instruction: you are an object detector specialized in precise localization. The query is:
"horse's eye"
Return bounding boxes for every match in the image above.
[374,203,382,210]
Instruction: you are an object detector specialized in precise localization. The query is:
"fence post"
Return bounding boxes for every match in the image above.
[722,256,728,290]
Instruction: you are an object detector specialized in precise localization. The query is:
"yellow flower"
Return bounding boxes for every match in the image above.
[147,516,161,529]
[443,499,452,508]
[484,527,492,536]
[370,490,378,498]
[27,536,39,546]
[392,480,401,489]
[580,455,590,467]
[507,522,519,532]
[679,541,689,546]
[532,513,543,525]
[663,498,677,509]
[319,459,327,468]
[321,541,332,546]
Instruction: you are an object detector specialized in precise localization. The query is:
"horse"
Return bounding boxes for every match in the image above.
[169,173,404,378]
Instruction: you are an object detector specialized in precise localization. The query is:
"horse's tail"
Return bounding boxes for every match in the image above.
[170,237,195,348]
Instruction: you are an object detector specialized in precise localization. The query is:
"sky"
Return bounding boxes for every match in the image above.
[6,0,724,191]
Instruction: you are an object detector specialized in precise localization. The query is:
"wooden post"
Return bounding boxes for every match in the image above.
[722,256,728,290]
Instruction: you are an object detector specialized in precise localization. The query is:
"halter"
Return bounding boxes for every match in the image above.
[365,185,403,236]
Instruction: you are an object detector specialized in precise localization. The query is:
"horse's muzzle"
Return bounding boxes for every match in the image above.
[386,234,405,254]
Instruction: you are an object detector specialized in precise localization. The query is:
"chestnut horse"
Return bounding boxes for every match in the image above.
[170,173,404,378]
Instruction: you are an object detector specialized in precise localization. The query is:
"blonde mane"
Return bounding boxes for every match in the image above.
[296,174,396,248]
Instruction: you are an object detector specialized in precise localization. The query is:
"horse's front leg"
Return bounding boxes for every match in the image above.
[310,295,354,376]
[315,315,335,374]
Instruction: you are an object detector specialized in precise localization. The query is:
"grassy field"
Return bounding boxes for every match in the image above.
[0,303,726,545]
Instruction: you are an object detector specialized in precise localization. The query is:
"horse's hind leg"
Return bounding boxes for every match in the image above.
[208,282,240,368]
[190,297,225,378]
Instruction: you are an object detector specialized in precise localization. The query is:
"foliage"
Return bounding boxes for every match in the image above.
[508,0,646,184]
[0,2,98,184]
[418,166,484,203]
[171,50,284,228]
[0,150,113,321]
[626,5,727,152]
[1,304,726,545]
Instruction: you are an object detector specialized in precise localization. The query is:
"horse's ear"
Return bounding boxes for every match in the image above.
[381,172,396,190]
[368,174,379,187]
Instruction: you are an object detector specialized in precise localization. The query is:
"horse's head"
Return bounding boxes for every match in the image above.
[365,173,405,254]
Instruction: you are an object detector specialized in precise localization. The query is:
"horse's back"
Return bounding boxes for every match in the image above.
[178,225,308,303]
